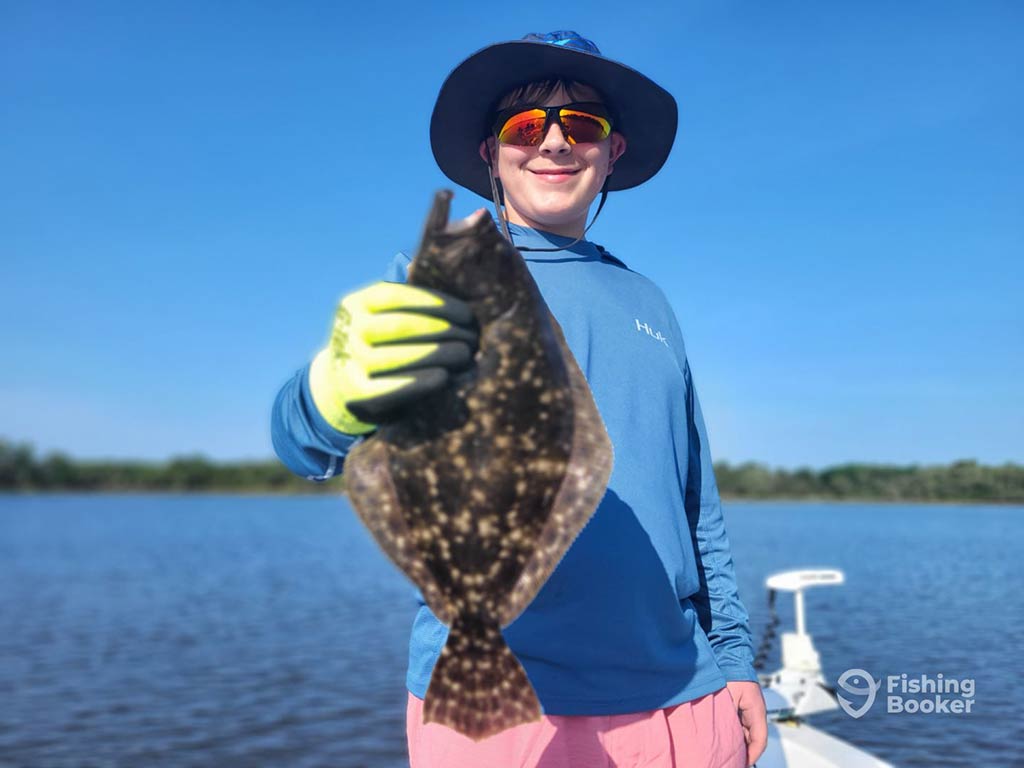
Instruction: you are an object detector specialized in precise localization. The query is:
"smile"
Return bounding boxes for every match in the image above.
[529,169,580,182]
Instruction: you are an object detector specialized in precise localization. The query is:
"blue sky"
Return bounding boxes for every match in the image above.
[2,1,1021,468]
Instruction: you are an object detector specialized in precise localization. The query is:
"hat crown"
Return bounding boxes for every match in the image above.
[520,31,602,56]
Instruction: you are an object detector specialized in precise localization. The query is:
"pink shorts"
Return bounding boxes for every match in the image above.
[406,686,747,768]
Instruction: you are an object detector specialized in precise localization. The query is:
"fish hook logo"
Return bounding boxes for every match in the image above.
[837,668,881,719]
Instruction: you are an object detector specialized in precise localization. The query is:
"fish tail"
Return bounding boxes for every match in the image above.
[424,189,453,235]
[422,617,541,741]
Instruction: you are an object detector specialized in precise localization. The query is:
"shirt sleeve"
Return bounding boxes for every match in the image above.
[268,251,414,481]
[683,360,759,683]
[270,364,364,481]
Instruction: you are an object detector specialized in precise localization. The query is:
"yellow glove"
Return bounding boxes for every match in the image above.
[309,281,478,435]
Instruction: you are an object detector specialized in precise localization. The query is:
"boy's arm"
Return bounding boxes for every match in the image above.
[684,361,759,683]
[269,252,414,480]
[271,365,365,481]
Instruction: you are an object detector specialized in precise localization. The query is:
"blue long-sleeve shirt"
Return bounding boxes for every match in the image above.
[271,222,757,715]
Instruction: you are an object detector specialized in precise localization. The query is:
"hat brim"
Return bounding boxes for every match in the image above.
[430,40,678,200]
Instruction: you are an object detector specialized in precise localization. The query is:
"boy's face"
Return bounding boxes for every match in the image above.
[478,83,626,238]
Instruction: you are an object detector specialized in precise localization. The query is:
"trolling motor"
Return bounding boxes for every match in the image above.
[757,569,845,720]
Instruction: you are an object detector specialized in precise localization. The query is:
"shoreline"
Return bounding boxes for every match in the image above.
[0,490,1020,506]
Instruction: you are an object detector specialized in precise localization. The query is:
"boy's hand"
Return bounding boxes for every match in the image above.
[726,680,768,766]
[309,281,477,434]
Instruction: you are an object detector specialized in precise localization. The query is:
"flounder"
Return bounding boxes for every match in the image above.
[344,190,613,740]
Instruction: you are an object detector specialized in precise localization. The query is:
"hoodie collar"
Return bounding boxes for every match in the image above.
[503,221,603,261]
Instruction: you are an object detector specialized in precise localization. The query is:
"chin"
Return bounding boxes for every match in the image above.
[521,193,589,220]
[521,205,581,228]
[504,179,603,232]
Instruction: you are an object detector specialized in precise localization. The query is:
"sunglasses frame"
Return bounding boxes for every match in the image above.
[491,101,614,147]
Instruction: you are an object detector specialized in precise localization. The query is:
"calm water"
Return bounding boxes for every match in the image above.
[0,496,1020,767]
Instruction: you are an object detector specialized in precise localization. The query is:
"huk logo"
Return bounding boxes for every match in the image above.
[837,668,881,719]
[635,319,669,346]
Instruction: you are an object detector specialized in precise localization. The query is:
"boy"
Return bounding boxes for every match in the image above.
[272,31,767,768]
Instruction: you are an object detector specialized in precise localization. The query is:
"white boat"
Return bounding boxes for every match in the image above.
[753,569,894,768]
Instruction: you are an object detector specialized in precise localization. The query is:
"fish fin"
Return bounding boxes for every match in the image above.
[344,438,455,625]
[408,189,452,285]
[496,312,614,627]
[426,189,453,233]
[418,190,453,249]
[422,616,541,741]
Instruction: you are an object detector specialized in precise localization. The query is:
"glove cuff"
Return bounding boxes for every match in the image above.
[308,348,377,436]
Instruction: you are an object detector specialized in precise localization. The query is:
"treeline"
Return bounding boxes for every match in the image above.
[2,439,1022,502]
[0,440,335,494]
[714,460,1024,503]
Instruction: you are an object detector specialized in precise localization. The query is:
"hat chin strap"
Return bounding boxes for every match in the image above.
[487,161,610,253]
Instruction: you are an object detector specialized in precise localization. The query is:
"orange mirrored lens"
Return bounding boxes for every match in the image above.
[559,110,611,144]
[498,109,548,145]
[498,108,611,146]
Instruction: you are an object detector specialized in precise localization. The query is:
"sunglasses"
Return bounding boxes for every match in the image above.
[492,102,613,146]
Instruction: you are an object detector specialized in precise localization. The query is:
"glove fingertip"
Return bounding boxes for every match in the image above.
[347,367,451,424]
[405,286,476,328]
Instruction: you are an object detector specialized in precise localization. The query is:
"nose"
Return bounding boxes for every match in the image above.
[537,119,571,156]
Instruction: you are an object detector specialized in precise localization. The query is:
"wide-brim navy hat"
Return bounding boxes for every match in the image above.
[430,31,678,200]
